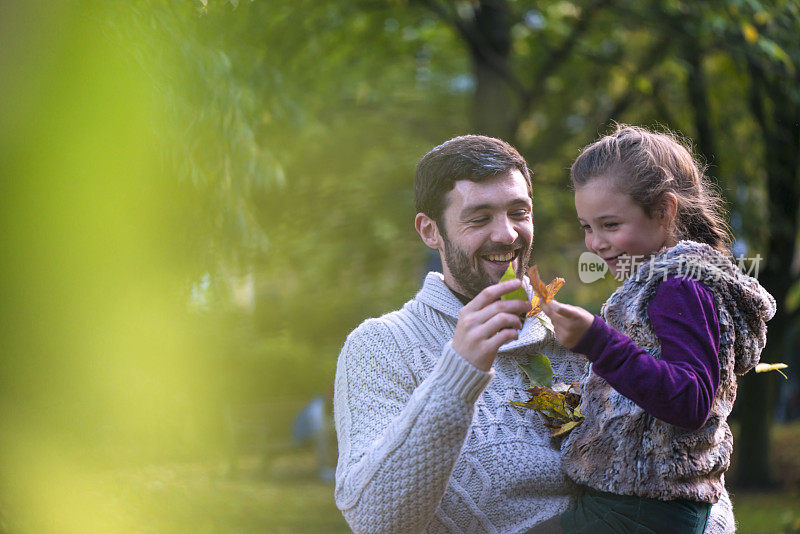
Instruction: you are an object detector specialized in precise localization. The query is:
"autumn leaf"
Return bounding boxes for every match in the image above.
[549,420,582,438]
[524,387,572,419]
[564,391,581,408]
[515,353,553,388]
[755,362,789,379]
[526,265,565,317]
[500,263,529,301]
[512,385,580,424]
[510,351,584,437]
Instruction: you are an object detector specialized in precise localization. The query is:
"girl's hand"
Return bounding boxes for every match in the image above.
[541,299,595,350]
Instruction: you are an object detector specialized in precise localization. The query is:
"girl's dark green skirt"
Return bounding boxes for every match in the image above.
[559,486,711,534]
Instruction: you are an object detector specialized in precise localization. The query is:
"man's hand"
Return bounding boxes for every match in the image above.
[541,299,594,350]
[452,279,533,372]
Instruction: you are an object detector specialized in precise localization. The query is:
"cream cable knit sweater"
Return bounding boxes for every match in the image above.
[334,272,735,533]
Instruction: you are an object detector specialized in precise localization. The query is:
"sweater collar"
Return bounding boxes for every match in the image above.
[416,271,550,351]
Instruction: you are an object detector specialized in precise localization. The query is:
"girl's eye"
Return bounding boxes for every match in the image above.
[581,224,591,232]
[604,222,619,229]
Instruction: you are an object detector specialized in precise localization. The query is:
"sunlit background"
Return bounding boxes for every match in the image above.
[1,1,798,532]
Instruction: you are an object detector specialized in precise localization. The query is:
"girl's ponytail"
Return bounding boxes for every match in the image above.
[673,187,733,255]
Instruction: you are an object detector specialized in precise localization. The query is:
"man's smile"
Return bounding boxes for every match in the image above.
[479,248,522,279]
[483,250,517,263]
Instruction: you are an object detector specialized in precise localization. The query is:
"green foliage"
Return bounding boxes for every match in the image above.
[515,353,554,388]
[116,1,471,347]
[110,0,800,350]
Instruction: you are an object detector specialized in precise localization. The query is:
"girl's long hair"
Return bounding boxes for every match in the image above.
[570,124,733,254]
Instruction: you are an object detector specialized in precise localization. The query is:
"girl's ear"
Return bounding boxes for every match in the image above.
[415,213,443,250]
[659,192,678,226]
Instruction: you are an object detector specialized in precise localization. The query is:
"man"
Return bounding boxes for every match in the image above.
[333,135,733,533]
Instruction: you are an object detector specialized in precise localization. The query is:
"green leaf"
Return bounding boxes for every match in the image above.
[500,263,528,301]
[516,353,553,388]
[758,37,794,74]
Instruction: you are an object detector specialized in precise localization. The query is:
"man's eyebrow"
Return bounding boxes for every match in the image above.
[460,203,493,217]
[459,198,530,218]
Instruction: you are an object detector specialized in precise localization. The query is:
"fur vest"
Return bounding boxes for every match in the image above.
[562,240,776,503]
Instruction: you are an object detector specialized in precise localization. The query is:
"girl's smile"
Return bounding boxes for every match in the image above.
[574,176,675,278]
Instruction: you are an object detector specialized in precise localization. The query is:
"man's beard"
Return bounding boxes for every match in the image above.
[441,232,532,299]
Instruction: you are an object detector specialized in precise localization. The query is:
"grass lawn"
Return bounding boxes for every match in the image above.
[733,490,800,534]
[728,420,800,534]
[20,421,792,533]
[89,450,350,533]
[93,458,799,534]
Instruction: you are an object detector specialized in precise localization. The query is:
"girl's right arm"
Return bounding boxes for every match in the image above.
[571,275,720,430]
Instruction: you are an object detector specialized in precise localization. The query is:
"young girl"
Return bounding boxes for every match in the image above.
[538,125,776,533]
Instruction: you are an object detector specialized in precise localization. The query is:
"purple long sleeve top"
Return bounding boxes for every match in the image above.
[572,276,721,430]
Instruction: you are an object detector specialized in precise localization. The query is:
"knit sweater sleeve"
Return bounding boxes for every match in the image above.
[333,319,493,534]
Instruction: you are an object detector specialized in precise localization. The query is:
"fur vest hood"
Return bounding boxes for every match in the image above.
[561,240,776,503]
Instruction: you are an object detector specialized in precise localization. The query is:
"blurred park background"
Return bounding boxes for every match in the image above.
[1,1,799,532]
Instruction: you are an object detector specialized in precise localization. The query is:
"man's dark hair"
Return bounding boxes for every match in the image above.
[414,135,532,232]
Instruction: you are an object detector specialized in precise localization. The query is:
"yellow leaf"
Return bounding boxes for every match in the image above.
[526,386,572,420]
[550,420,582,438]
[510,374,584,437]
[742,23,759,44]
[755,362,789,379]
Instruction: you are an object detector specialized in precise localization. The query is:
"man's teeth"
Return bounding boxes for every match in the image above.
[486,252,515,262]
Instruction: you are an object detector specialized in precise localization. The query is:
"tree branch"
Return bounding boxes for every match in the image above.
[419,0,528,98]
[514,0,612,126]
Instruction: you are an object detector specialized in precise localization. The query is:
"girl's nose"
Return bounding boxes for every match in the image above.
[589,233,607,253]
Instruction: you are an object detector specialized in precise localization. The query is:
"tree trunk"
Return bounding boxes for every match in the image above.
[683,43,718,169]
[736,69,800,488]
[470,0,513,138]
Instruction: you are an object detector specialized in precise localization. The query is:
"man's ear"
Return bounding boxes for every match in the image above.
[415,213,442,250]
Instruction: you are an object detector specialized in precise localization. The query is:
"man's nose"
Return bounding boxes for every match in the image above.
[491,216,518,244]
